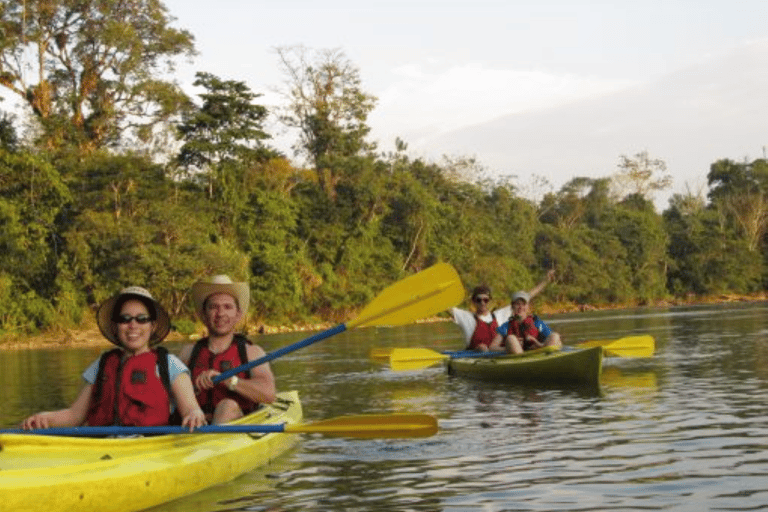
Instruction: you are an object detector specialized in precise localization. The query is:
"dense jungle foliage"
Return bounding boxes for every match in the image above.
[1,1,766,338]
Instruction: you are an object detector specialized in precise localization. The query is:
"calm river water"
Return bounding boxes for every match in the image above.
[2,302,768,511]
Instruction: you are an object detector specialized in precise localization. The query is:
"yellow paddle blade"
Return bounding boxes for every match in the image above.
[283,413,438,438]
[390,347,447,362]
[390,359,445,372]
[604,346,654,358]
[576,335,655,358]
[389,347,448,371]
[348,262,464,329]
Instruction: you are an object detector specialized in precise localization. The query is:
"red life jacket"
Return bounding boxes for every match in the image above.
[188,335,256,416]
[86,348,172,427]
[507,315,540,351]
[467,314,499,349]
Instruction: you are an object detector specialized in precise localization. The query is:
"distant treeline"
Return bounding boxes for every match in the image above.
[0,2,766,338]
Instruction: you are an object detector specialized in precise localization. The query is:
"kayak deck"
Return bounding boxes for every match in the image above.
[0,390,302,512]
[447,347,603,386]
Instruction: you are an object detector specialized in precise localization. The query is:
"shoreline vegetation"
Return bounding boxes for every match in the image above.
[3,292,765,351]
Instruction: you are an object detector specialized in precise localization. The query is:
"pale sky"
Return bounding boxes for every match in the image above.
[93,2,768,205]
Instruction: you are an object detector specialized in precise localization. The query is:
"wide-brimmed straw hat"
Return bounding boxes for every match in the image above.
[96,286,171,347]
[191,275,250,320]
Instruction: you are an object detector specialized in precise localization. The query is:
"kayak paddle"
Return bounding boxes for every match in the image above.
[576,335,655,358]
[0,413,438,439]
[387,346,560,371]
[213,262,464,383]
[381,335,654,371]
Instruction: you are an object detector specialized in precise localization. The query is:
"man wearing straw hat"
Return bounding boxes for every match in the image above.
[179,275,276,424]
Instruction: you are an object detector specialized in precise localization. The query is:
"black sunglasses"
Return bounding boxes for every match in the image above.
[116,314,153,324]
[473,297,490,304]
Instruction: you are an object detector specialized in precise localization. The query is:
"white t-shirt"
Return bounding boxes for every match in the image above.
[451,305,512,344]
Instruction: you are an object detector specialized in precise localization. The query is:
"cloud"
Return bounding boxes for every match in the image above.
[405,40,768,210]
[368,62,635,147]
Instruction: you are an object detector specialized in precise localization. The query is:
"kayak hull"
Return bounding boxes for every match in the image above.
[447,347,603,386]
[0,390,302,512]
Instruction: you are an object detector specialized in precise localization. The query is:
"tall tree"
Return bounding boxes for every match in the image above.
[275,45,377,200]
[176,71,277,199]
[665,183,762,296]
[541,177,595,229]
[609,198,669,301]
[0,110,18,151]
[59,152,250,316]
[0,0,195,152]
[0,147,70,333]
[665,190,716,295]
[612,151,672,203]
[534,224,633,305]
[707,158,768,253]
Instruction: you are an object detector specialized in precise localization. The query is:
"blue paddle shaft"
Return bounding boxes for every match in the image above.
[212,323,348,383]
[441,350,505,359]
[0,424,288,436]
[440,346,574,360]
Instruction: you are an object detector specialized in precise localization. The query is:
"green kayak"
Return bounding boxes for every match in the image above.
[446,346,603,386]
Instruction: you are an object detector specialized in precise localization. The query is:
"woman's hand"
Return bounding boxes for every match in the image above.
[21,412,53,430]
[181,408,207,432]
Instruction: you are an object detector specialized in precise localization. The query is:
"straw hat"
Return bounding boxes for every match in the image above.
[191,275,250,320]
[96,286,171,347]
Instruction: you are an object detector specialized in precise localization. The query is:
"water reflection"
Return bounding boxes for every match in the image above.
[601,366,658,390]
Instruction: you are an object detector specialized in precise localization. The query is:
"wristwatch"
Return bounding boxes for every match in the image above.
[227,375,239,391]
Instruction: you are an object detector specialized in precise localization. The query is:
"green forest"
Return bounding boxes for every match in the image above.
[1,1,767,340]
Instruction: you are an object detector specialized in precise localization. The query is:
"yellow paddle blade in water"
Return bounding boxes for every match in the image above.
[349,262,464,329]
[388,348,449,371]
[284,413,439,438]
[576,335,655,358]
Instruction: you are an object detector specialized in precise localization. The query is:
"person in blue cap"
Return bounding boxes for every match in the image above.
[492,289,561,354]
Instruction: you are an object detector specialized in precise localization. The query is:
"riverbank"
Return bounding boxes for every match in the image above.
[0,319,339,351]
[2,292,765,351]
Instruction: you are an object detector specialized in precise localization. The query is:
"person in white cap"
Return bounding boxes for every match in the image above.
[21,287,206,431]
[451,270,555,351]
[491,288,561,354]
[179,275,276,424]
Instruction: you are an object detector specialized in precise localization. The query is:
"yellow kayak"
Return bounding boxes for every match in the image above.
[0,390,302,512]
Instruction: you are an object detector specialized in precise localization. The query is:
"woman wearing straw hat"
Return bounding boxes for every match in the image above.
[179,275,276,424]
[21,287,206,431]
